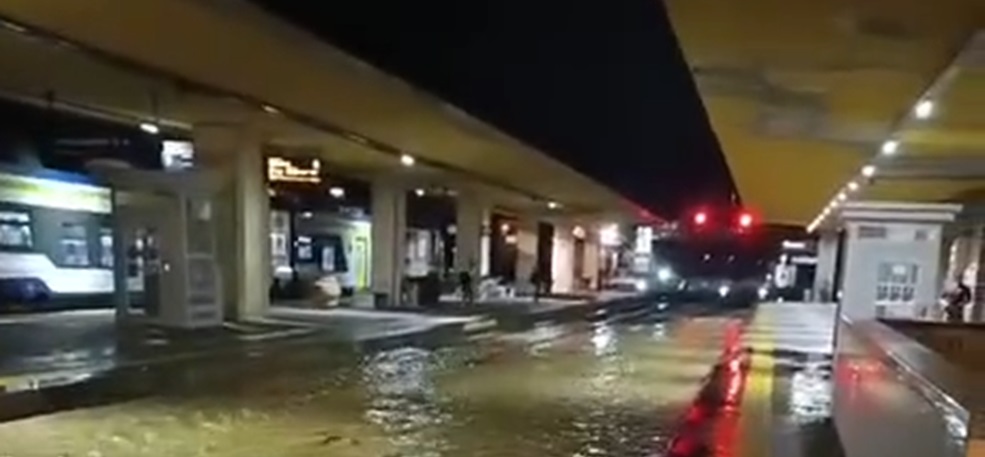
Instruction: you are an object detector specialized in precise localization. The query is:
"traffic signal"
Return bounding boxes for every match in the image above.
[738,212,753,228]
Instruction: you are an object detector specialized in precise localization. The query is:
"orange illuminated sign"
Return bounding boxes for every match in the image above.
[267,157,321,184]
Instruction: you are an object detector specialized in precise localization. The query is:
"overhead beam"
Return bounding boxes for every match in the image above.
[876,155,985,180]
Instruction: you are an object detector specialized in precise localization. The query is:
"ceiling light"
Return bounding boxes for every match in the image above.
[837,192,847,201]
[329,186,345,198]
[847,181,859,192]
[881,140,899,155]
[915,100,934,119]
[861,165,877,178]
[547,201,561,210]
[262,104,280,115]
[400,154,416,167]
[414,188,426,197]
[139,122,160,135]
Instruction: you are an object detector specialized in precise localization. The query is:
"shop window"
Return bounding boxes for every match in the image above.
[321,245,337,272]
[271,233,288,258]
[61,223,90,267]
[0,211,31,248]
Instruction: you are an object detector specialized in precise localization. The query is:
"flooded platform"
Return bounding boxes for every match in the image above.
[0,303,739,456]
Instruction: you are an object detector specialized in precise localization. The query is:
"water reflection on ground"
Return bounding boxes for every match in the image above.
[0,315,734,457]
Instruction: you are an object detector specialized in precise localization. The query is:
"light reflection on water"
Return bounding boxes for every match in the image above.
[788,361,833,424]
[0,316,734,457]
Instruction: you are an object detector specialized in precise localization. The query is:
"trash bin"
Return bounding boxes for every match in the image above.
[419,273,442,306]
[373,292,389,309]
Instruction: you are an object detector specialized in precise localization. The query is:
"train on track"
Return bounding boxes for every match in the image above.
[0,164,115,308]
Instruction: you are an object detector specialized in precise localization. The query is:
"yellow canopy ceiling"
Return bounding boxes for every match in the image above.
[666,0,985,225]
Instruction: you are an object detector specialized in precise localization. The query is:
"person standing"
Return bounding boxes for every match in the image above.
[459,260,475,306]
[944,278,972,323]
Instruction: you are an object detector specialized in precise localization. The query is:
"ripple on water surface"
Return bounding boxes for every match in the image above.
[0,316,734,456]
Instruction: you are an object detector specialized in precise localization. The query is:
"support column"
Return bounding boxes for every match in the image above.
[194,124,269,321]
[110,189,130,321]
[551,223,575,294]
[812,230,839,302]
[515,217,538,293]
[583,234,601,290]
[371,179,407,305]
[454,192,489,276]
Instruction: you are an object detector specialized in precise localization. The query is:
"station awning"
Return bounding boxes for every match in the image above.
[0,0,644,221]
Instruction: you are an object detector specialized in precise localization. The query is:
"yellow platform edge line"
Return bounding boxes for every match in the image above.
[737,316,776,457]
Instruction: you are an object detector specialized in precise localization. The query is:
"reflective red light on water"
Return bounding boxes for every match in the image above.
[684,404,706,424]
[670,435,700,456]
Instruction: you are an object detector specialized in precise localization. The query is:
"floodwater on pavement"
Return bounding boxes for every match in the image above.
[0,311,737,457]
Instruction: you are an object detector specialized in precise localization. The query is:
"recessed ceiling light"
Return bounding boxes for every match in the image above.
[262,104,280,115]
[847,181,859,192]
[329,186,345,198]
[837,192,847,201]
[915,100,934,119]
[139,122,160,135]
[547,201,561,210]
[861,165,877,177]
[414,188,426,197]
[400,154,416,167]
[881,140,899,155]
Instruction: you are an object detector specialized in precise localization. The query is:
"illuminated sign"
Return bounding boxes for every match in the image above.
[162,140,194,171]
[267,157,321,184]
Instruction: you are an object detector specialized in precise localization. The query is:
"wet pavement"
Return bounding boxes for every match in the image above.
[0,301,739,456]
[732,302,842,457]
[0,309,483,381]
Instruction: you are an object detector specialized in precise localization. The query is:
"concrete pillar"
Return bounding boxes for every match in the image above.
[583,237,601,290]
[551,223,575,294]
[110,189,130,321]
[193,124,269,321]
[837,202,960,320]
[515,218,538,292]
[371,179,407,304]
[813,230,839,302]
[454,192,489,275]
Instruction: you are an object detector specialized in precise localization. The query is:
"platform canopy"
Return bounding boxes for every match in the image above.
[666,0,985,227]
[0,0,645,222]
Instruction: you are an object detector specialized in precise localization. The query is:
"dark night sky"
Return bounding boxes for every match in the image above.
[251,0,735,219]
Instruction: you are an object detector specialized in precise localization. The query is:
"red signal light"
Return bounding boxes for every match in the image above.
[738,213,753,228]
[693,211,708,225]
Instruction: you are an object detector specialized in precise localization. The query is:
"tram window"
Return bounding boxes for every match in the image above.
[324,235,348,273]
[60,223,90,267]
[99,227,113,268]
[321,245,336,272]
[0,211,31,248]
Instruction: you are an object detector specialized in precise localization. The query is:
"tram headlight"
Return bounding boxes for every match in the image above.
[758,286,769,300]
